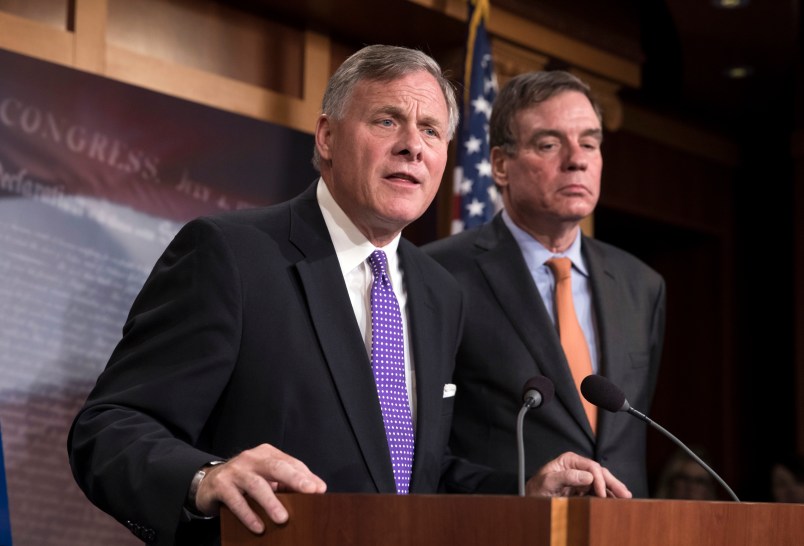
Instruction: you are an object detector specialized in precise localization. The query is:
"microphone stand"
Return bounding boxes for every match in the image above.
[628,407,740,502]
[516,399,538,496]
[516,376,554,496]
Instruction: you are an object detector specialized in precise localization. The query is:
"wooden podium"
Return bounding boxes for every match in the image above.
[221,493,804,546]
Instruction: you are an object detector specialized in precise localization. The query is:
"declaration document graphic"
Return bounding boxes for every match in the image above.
[0,47,316,545]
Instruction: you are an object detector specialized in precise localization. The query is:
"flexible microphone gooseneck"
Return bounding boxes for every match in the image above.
[517,376,555,496]
[580,374,740,502]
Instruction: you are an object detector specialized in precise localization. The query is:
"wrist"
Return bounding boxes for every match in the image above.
[186,460,226,516]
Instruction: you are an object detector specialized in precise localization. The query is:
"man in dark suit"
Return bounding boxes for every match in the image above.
[425,71,665,498]
[68,48,631,546]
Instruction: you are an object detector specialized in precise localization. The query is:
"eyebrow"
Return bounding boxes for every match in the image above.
[375,105,445,133]
[528,128,603,142]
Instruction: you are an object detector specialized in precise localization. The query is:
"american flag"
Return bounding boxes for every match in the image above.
[451,0,500,234]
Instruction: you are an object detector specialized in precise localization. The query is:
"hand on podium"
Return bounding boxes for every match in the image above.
[193,447,629,538]
[525,451,632,499]
[195,443,327,534]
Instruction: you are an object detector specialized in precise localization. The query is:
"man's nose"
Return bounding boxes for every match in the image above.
[394,125,423,160]
[564,142,588,171]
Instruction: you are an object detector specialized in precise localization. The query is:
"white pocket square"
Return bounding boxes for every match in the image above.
[443,383,457,398]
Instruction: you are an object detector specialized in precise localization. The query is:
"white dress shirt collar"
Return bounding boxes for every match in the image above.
[501,209,588,276]
[317,178,401,275]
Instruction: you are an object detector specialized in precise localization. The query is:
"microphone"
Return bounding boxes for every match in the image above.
[517,376,554,496]
[580,374,740,502]
[522,375,554,409]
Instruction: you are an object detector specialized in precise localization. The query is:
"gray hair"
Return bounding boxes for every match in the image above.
[312,44,459,170]
[490,71,603,154]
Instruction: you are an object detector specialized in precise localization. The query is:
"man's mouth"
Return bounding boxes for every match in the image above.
[385,172,421,185]
[561,183,589,194]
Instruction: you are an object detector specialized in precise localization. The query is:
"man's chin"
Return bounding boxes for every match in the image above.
[562,202,597,221]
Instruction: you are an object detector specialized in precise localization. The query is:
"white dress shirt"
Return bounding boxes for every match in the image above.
[316,179,417,424]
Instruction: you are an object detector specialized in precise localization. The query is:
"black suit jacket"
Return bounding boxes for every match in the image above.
[423,213,665,497]
[68,185,513,546]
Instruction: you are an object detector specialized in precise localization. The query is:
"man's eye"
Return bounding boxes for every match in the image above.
[424,128,439,137]
[379,119,394,127]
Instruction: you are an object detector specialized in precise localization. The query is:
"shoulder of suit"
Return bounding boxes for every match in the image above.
[420,224,489,265]
[184,184,316,232]
[402,239,462,287]
[583,236,664,283]
[175,199,287,230]
[166,201,298,264]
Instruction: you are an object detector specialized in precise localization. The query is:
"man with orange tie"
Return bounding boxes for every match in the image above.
[424,70,666,497]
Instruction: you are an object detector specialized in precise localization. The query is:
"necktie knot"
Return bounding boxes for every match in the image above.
[369,250,389,283]
[546,256,572,281]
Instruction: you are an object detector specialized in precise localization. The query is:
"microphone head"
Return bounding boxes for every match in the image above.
[580,375,629,413]
[521,375,554,408]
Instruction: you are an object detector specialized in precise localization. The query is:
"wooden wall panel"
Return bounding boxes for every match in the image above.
[600,128,735,234]
[107,0,305,96]
[0,0,329,134]
[0,11,73,64]
[407,0,640,87]
[0,0,69,28]
[74,0,107,71]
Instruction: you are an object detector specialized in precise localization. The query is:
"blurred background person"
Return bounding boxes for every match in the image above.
[770,453,804,503]
[654,445,718,500]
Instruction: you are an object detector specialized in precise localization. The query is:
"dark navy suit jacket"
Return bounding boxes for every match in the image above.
[69,185,513,546]
[424,213,665,498]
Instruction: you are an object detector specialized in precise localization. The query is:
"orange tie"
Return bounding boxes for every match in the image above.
[546,257,597,434]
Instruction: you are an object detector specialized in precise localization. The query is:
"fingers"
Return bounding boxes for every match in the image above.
[599,466,632,499]
[554,452,632,498]
[195,444,327,533]
[573,457,630,499]
[526,467,593,497]
[208,469,277,533]
[524,451,631,499]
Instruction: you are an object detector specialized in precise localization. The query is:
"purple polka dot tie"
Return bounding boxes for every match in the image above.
[368,249,414,494]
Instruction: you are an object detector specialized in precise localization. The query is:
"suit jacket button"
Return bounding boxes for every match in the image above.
[143,528,157,543]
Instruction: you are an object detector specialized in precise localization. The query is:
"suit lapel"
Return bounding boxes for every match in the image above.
[398,241,442,490]
[476,215,595,440]
[583,237,627,442]
[288,189,395,493]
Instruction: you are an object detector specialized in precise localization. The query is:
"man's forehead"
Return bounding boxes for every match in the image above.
[356,72,441,96]
[351,74,448,114]
[515,95,601,132]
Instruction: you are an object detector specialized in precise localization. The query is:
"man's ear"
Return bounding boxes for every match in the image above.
[490,146,509,188]
[315,115,333,161]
